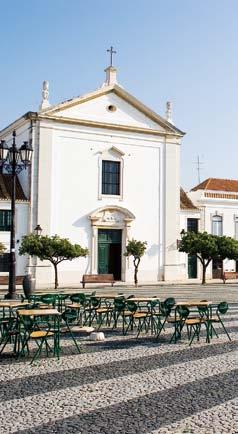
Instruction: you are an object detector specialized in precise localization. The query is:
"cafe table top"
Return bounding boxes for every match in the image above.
[127,297,160,303]
[0,301,29,308]
[17,308,61,316]
[95,294,123,299]
[175,300,212,307]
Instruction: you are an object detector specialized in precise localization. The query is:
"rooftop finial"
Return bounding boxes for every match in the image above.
[165,101,173,124]
[39,80,50,111]
[107,46,117,67]
[101,46,119,87]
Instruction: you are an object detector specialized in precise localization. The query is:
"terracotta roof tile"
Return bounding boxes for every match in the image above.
[180,188,198,210]
[191,178,238,193]
[0,174,27,201]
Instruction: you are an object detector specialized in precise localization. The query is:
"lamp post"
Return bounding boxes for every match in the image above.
[34,224,42,236]
[0,130,33,299]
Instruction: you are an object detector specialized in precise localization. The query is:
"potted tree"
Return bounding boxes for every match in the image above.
[124,239,147,287]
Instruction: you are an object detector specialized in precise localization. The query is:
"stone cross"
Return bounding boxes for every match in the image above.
[107,46,117,67]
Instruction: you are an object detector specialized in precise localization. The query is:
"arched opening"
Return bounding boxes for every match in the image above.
[89,206,135,281]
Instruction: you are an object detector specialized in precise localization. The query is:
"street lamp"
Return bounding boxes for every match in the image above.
[34,224,42,236]
[0,130,33,299]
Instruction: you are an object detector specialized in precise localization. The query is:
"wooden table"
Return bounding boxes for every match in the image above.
[174,301,215,343]
[95,294,123,299]
[17,308,60,316]
[129,297,159,303]
[0,301,29,308]
[175,301,212,307]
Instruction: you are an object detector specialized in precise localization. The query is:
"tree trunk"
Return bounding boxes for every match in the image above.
[134,266,138,287]
[133,258,140,287]
[53,262,58,289]
[202,262,206,284]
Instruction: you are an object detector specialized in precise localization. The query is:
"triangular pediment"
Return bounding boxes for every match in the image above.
[39,85,184,135]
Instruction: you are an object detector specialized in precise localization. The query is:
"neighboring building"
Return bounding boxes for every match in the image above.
[0,65,185,287]
[179,188,200,280]
[188,178,238,280]
[0,174,29,282]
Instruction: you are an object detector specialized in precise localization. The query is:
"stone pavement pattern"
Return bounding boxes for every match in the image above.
[0,284,238,433]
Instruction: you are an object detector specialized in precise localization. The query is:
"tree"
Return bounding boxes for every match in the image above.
[179,231,238,284]
[124,239,147,286]
[19,234,88,289]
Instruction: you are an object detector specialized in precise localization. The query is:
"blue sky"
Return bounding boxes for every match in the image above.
[0,0,237,189]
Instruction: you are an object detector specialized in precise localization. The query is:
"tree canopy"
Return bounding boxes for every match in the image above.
[19,234,88,288]
[179,231,238,284]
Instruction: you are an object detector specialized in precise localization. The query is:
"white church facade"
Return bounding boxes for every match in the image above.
[0,65,185,287]
[1,63,238,287]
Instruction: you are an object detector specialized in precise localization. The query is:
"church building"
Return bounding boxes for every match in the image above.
[0,58,185,287]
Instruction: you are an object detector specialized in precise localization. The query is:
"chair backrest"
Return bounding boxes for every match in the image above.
[176,305,190,319]
[198,301,208,315]
[62,309,78,324]
[217,301,229,315]
[70,293,87,305]
[90,297,100,308]
[126,300,138,313]
[159,302,171,317]
[114,297,126,312]
[164,297,175,309]
[40,294,57,306]
[149,299,160,311]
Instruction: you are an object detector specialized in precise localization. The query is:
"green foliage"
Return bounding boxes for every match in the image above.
[179,231,218,259]
[124,239,147,286]
[19,234,88,263]
[178,231,238,284]
[179,231,238,260]
[124,239,147,259]
[19,234,88,288]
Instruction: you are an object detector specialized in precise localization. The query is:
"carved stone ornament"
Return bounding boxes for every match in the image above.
[89,206,135,227]
[99,210,123,223]
[39,80,50,111]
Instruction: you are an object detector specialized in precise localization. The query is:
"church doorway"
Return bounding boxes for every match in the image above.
[98,229,122,280]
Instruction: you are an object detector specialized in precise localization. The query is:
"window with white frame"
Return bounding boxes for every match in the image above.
[99,146,124,199]
[102,160,121,195]
[212,215,223,236]
[235,216,238,240]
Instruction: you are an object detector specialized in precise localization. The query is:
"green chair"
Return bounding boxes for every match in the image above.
[169,305,190,343]
[18,312,60,363]
[84,297,113,329]
[124,300,149,337]
[70,293,89,324]
[209,302,231,341]
[112,297,126,332]
[61,309,82,353]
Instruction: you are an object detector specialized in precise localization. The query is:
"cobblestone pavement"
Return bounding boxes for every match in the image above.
[1,287,238,433]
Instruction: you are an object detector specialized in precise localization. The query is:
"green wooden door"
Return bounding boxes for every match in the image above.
[98,229,122,279]
[98,243,109,274]
[188,255,197,278]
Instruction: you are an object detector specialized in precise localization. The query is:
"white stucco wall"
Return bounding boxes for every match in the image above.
[35,120,168,287]
[0,201,29,276]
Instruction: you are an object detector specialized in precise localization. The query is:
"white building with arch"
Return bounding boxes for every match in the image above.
[0,65,185,287]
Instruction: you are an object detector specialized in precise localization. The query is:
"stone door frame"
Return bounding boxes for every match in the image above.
[89,206,135,281]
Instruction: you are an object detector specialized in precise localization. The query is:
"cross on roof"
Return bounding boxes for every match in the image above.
[107,46,117,67]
